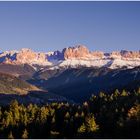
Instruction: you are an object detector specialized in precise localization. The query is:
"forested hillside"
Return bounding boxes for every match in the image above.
[0,88,140,138]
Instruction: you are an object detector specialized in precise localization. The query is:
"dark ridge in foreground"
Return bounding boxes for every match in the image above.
[31,67,140,102]
[0,90,70,106]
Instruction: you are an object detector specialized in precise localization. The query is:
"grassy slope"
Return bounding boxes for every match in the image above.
[0,72,38,95]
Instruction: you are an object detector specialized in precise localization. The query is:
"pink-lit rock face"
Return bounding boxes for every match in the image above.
[0,45,139,69]
[109,51,122,59]
[1,48,49,65]
[37,52,46,61]
[64,45,90,59]
[15,49,51,65]
[63,45,105,59]
[108,51,140,59]
[91,51,104,58]
[16,48,37,63]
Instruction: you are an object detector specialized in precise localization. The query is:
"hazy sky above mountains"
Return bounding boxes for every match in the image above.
[0,1,140,52]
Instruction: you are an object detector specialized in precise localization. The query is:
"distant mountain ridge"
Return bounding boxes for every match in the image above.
[0,45,140,70]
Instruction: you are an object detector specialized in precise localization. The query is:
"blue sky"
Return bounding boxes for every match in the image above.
[0,1,140,52]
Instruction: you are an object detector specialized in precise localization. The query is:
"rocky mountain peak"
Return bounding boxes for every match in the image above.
[91,51,105,58]
[64,45,90,59]
[14,48,37,64]
[120,50,140,59]
[0,45,139,69]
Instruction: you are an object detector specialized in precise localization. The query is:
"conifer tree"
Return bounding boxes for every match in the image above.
[10,100,19,110]
[21,129,28,139]
[99,92,105,98]
[81,111,85,118]
[137,87,140,95]
[83,102,88,107]
[78,123,86,133]
[114,89,120,97]
[121,89,127,96]
[41,107,49,122]
[65,112,70,119]
[9,100,20,125]
[75,112,79,118]
[85,114,99,133]
[2,111,13,127]
[8,131,14,139]
[52,116,55,123]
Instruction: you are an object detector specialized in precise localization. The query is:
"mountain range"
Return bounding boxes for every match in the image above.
[0,45,140,70]
[0,45,140,103]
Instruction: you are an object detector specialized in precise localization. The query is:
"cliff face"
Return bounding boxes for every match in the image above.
[63,45,90,59]
[0,45,140,69]
[63,45,140,60]
[16,48,37,63]
[120,50,140,58]
[0,48,51,66]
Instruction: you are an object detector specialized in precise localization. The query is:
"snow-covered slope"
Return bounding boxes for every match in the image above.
[0,45,140,70]
[46,58,140,70]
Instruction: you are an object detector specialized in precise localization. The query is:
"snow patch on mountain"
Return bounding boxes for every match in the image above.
[109,58,140,69]
[0,45,140,70]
